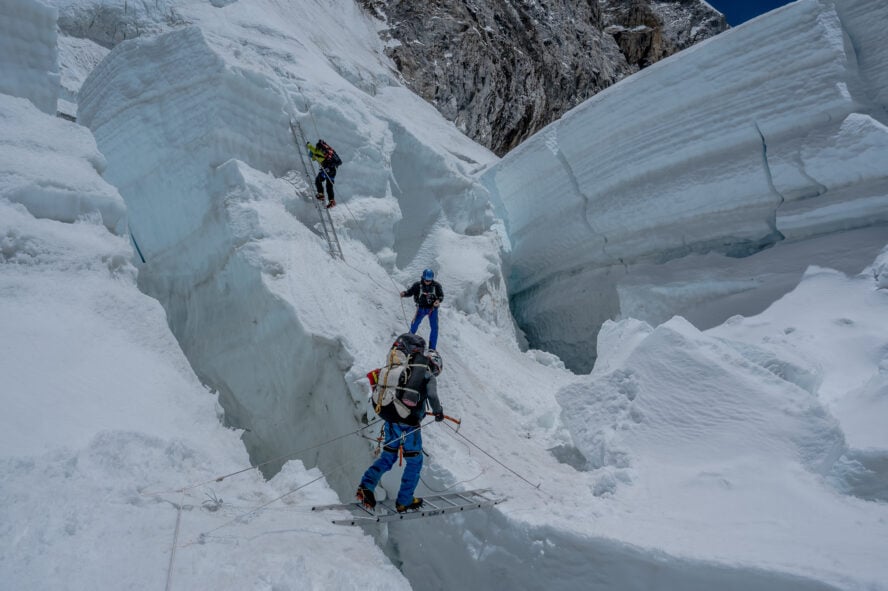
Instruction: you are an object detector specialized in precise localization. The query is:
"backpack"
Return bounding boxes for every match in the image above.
[370,334,428,421]
[317,140,343,167]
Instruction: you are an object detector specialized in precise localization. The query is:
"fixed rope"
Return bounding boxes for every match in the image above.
[164,490,185,591]
[336,202,412,328]
[181,419,435,545]
[141,419,382,497]
[442,421,542,490]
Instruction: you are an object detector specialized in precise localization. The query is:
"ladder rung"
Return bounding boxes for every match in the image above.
[437,495,461,507]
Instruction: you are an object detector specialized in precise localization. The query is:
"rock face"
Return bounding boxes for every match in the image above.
[602,0,728,68]
[360,0,726,155]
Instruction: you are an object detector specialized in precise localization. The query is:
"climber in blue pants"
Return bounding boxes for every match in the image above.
[356,333,444,513]
[359,422,424,508]
[410,307,439,349]
[401,268,444,350]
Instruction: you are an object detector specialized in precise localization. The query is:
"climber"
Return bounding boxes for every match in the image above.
[400,268,444,350]
[357,333,444,513]
[306,139,342,208]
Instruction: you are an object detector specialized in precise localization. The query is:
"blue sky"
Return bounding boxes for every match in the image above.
[706,0,796,25]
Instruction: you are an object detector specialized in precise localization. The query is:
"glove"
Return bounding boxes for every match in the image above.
[400,291,406,297]
[434,412,444,422]
[433,300,440,307]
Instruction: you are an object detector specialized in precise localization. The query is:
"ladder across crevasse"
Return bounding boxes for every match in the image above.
[311,488,505,525]
[288,119,345,261]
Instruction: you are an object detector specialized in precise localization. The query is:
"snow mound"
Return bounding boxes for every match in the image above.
[708,262,888,502]
[559,316,843,485]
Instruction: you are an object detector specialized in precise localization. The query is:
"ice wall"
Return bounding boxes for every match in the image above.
[482,0,888,371]
[0,94,126,233]
[77,12,504,498]
[78,26,370,492]
[77,27,295,257]
[0,0,60,114]
[0,94,407,591]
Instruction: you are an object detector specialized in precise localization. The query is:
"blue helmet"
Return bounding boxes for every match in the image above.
[422,268,434,281]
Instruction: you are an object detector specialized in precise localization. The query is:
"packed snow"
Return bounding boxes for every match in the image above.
[483,0,888,372]
[2,0,887,589]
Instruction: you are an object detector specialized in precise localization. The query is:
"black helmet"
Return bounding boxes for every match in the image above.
[393,333,425,355]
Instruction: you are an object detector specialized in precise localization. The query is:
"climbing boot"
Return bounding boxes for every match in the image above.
[316,193,325,201]
[356,485,376,509]
[395,498,423,513]
[326,199,336,209]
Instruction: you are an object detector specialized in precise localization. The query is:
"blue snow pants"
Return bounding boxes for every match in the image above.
[359,422,423,506]
[410,306,439,350]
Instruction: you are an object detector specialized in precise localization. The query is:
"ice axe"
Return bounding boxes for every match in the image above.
[427,412,461,431]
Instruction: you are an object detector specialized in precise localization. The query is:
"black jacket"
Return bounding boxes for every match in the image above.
[404,353,442,425]
[403,280,443,309]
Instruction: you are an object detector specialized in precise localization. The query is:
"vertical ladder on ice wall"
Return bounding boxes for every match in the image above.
[288,119,345,261]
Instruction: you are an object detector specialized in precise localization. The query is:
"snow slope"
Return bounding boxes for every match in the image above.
[3,0,888,589]
[483,0,888,372]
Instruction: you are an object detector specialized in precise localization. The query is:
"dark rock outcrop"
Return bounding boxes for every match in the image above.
[360,0,726,156]
[602,0,728,67]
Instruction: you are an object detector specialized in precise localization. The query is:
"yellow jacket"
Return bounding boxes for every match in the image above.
[306,142,326,165]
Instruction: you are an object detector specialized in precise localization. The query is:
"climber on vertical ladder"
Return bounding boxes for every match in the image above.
[288,119,345,260]
[306,139,342,209]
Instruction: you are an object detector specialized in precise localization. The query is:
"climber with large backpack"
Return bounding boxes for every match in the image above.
[357,333,444,513]
[306,139,343,208]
